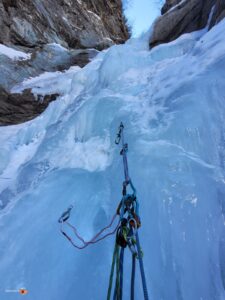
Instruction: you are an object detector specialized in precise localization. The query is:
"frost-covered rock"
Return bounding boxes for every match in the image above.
[0,44,98,91]
[0,0,129,125]
[150,0,225,48]
[0,0,129,50]
[209,0,225,29]
[0,44,98,124]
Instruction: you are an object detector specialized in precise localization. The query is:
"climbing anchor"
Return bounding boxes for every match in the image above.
[107,122,149,300]
[58,123,149,299]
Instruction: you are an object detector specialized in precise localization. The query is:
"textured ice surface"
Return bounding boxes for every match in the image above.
[1,20,225,300]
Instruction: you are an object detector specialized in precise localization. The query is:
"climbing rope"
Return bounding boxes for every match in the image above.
[136,232,149,300]
[119,247,124,300]
[131,254,136,300]
[107,122,149,300]
[58,122,149,299]
[107,242,119,300]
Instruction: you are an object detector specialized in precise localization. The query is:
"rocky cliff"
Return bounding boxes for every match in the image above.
[0,0,129,125]
[0,0,129,50]
[150,0,225,48]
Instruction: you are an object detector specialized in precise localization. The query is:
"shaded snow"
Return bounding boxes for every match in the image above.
[0,44,31,61]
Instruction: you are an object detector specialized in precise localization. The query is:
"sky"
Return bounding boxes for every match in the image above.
[123,0,162,37]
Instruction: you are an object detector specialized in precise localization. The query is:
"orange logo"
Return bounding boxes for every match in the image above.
[19,289,28,295]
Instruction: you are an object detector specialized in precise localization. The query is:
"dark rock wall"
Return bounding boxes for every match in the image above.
[161,0,182,14]
[150,0,225,48]
[0,0,129,50]
[0,0,129,126]
[209,0,225,29]
[0,88,59,125]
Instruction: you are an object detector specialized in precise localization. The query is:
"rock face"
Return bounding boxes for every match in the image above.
[0,44,98,91]
[0,0,129,126]
[150,0,225,48]
[161,0,182,14]
[0,0,129,50]
[209,0,225,29]
[0,87,59,126]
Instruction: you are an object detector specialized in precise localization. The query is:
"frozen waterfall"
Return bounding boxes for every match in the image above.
[1,19,225,300]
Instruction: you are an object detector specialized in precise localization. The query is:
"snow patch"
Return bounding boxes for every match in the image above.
[0,44,31,61]
[49,136,112,172]
[11,66,81,96]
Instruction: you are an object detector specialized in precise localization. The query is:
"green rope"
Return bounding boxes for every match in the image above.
[108,123,149,300]
[114,245,121,300]
[107,243,119,300]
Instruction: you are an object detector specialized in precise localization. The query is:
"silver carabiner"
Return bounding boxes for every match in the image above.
[58,205,73,223]
[115,122,124,145]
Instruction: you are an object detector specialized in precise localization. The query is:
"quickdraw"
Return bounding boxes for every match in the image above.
[107,122,149,300]
[58,123,149,299]
[58,207,119,250]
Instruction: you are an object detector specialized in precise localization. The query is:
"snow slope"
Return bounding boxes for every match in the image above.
[0,44,31,61]
[1,19,225,300]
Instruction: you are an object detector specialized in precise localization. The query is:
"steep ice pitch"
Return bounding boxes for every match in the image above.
[1,19,225,300]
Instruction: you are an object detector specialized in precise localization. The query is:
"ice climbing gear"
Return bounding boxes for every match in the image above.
[59,209,119,250]
[136,232,149,300]
[115,123,130,185]
[58,205,73,223]
[107,122,149,300]
[131,254,136,300]
[58,122,149,299]
[107,242,119,300]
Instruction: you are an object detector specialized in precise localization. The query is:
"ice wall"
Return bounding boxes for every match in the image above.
[0,19,225,300]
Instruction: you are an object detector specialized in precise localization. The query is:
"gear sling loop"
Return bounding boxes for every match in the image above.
[107,122,149,300]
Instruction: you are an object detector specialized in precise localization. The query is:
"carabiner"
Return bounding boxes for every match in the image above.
[58,205,73,223]
[115,122,124,145]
